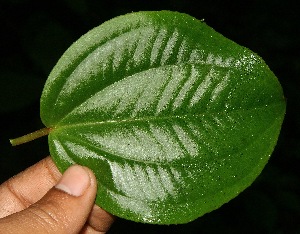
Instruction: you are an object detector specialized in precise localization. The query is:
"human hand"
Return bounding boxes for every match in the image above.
[0,157,115,234]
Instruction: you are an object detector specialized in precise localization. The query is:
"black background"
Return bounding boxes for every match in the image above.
[0,0,299,233]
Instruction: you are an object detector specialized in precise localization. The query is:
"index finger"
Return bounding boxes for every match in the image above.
[0,156,61,218]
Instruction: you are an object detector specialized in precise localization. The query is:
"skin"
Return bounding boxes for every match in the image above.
[0,156,115,234]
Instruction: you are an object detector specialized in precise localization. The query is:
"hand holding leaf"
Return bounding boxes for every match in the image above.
[11,11,285,224]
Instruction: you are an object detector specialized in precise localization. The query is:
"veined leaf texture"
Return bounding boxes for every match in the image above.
[40,11,285,224]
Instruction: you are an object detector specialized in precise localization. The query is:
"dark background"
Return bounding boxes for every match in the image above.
[0,0,299,233]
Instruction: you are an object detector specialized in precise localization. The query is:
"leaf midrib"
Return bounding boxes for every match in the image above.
[53,101,283,131]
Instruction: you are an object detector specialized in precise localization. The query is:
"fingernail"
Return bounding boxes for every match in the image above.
[55,165,91,197]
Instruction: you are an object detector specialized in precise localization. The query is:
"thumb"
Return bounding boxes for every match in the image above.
[1,165,97,234]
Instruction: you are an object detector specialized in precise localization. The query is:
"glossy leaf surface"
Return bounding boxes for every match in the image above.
[40,11,286,224]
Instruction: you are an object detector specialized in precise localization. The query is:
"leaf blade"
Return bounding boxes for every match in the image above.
[42,11,286,224]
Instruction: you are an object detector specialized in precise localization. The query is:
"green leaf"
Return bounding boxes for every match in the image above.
[40,11,285,224]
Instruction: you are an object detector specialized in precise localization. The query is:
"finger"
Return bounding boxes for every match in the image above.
[0,165,97,234]
[87,204,116,233]
[0,157,115,232]
[0,156,61,218]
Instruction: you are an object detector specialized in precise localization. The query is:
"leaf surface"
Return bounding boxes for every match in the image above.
[41,11,286,224]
